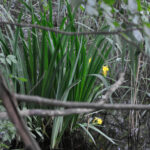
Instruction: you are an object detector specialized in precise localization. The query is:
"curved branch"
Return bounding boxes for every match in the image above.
[0,73,41,150]
[0,21,142,36]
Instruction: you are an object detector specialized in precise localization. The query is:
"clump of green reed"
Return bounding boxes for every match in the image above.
[0,0,112,148]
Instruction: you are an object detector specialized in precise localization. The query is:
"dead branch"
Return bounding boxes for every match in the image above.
[0,108,93,119]
[0,72,41,150]
[15,73,124,106]
[1,103,150,120]
[0,21,142,36]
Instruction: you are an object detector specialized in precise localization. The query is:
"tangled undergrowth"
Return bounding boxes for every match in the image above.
[0,0,150,150]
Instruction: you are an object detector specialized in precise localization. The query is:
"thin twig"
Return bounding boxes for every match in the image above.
[15,94,104,108]
[15,73,125,107]
[0,21,142,36]
[102,73,125,101]
[0,72,41,150]
[1,104,150,119]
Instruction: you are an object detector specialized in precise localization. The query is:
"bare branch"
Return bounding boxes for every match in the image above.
[0,21,142,36]
[102,73,125,101]
[15,94,104,108]
[0,108,93,119]
[0,72,41,150]
[15,73,124,106]
[1,104,150,120]
[1,72,150,122]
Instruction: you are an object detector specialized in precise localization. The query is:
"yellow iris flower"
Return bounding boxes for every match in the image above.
[89,57,92,64]
[92,117,103,125]
[102,65,109,77]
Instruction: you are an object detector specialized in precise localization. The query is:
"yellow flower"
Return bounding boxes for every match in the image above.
[89,57,92,64]
[102,65,109,77]
[92,117,103,125]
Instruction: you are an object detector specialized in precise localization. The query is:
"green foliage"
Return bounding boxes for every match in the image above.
[78,123,116,145]
[0,105,16,147]
[103,0,116,5]
[0,143,9,150]
[1,0,150,149]
[136,0,142,11]
[0,53,17,65]
[0,0,112,148]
